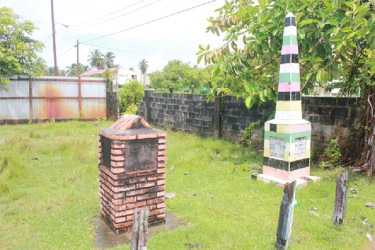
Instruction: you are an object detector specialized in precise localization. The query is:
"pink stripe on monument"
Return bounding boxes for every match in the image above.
[290,123,312,133]
[278,82,301,92]
[281,45,298,54]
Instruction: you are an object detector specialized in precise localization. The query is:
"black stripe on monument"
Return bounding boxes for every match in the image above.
[277,92,301,101]
[284,16,296,27]
[292,92,301,101]
[270,124,277,132]
[263,157,288,171]
[290,158,310,171]
[264,157,309,171]
[281,54,299,64]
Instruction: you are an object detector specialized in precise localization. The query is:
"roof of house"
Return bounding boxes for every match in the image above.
[80,68,117,77]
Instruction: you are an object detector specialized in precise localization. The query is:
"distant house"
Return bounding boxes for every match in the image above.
[80,68,139,86]
[309,79,358,97]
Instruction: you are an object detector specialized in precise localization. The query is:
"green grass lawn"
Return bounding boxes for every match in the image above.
[0,121,374,249]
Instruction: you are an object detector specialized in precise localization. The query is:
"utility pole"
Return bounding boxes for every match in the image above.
[50,0,58,76]
[76,40,80,76]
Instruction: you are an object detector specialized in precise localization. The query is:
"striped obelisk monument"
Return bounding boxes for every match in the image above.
[258,13,317,186]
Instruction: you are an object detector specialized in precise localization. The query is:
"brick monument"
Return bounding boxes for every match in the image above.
[98,114,166,234]
[255,13,318,186]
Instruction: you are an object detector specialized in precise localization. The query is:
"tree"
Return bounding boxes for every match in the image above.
[118,80,145,114]
[197,0,375,175]
[46,67,54,76]
[149,60,213,93]
[181,66,210,94]
[203,65,234,101]
[138,59,149,84]
[149,71,165,90]
[34,57,48,75]
[103,52,115,69]
[87,49,104,69]
[64,63,89,76]
[149,60,187,91]
[0,7,45,89]
[88,50,116,70]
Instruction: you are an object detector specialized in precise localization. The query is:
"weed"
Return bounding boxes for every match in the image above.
[324,139,342,166]
[0,157,9,175]
[240,120,261,154]
[29,131,42,139]
[0,183,9,194]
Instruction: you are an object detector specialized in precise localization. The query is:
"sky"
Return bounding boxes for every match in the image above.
[1,0,225,74]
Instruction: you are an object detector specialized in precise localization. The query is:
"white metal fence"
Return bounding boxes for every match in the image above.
[0,76,107,123]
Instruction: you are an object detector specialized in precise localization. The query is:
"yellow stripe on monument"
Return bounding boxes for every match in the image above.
[276,124,287,133]
[276,101,302,111]
[264,148,270,157]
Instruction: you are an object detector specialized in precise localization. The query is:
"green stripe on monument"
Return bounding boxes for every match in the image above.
[264,131,311,142]
[282,35,297,45]
[279,73,300,82]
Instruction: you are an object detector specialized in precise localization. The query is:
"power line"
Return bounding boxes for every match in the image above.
[66,0,162,33]
[66,0,148,30]
[81,0,217,44]
[81,42,171,60]
[58,45,76,57]
[81,43,141,55]
[40,34,53,43]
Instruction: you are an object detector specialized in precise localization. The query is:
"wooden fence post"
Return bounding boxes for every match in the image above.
[78,76,82,120]
[275,180,297,250]
[106,90,118,121]
[332,171,348,226]
[28,76,33,123]
[131,208,149,250]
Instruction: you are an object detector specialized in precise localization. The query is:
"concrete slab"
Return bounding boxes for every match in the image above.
[252,173,320,188]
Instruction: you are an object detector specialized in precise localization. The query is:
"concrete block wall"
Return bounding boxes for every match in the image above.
[302,96,362,159]
[220,96,274,141]
[138,91,215,137]
[138,90,361,160]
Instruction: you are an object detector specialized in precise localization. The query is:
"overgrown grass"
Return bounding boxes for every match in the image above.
[0,121,374,249]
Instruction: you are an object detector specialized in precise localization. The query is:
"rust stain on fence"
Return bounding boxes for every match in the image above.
[44,100,70,119]
[82,101,106,119]
[41,84,64,98]
[38,85,71,119]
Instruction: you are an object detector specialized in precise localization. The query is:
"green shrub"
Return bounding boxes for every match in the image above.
[324,139,342,166]
[125,104,138,115]
[240,120,261,154]
[118,80,144,114]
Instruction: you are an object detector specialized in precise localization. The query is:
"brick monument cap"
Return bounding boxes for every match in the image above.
[100,114,166,140]
[110,114,152,130]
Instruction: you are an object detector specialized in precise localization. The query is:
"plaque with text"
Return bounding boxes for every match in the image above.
[101,136,112,169]
[270,136,285,159]
[294,137,306,159]
[125,138,157,172]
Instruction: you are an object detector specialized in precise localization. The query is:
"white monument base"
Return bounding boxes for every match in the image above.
[251,172,320,188]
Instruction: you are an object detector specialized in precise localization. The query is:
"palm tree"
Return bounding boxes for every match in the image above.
[65,63,89,76]
[87,49,104,69]
[103,51,115,69]
[138,59,149,84]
